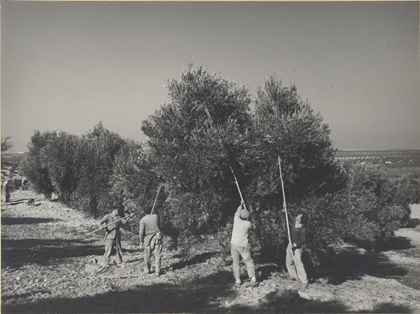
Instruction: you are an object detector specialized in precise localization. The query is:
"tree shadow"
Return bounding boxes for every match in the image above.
[406,218,420,228]
[2,270,235,313]
[1,238,103,269]
[375,236,415,252]
[255,264,283,281]
[1,217,58,225]
[327,246,408,285]
[2,198,40,206]
[121,247,140,254]
[230,289,349,313]
[1,270,351,314]
[1,292,41,302]
[171,252,219,270]
[370,302,412,313]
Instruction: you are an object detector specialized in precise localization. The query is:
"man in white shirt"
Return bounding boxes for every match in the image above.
[230,201,257,287]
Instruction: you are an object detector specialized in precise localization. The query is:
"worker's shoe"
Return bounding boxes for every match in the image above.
[234,280,242,287]
[96,265,109,274]
[301,282,309,290]
[249,277,258,287]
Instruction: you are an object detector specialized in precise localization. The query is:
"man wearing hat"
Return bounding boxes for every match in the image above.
[97,207,134,268]
[230,201,257,287]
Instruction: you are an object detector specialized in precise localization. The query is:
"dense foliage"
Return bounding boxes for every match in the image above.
[392,173,420,205]
[140,65,252,248]
[21,123,127,216]
[20,65,419,274]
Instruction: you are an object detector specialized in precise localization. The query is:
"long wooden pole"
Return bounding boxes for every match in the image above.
[229,166,248,211]
[278,156,292,245]
[87,214,135,236]
[151,185,163,214]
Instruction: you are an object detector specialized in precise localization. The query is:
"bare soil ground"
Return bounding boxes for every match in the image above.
[2,190,420,313]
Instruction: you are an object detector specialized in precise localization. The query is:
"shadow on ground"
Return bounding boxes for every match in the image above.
[2,198,41,206]
[406,218,420,228]
[370,302,413,313]
[324,232,420,292]
[375,235,415,252]
[1,238,103,269]
[255,264,283,281]
[231,289,349,313]
[1,217,58,225]
[327,246,408,285]
[1,270,352,314]
[171,252,219,270]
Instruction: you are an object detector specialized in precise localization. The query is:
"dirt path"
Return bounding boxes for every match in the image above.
[2,191,420,313]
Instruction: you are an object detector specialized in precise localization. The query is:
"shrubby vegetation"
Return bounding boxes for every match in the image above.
[298,162,413,270]
[21,65,419,275]
[392,173,420,205]
[21,123,127,216]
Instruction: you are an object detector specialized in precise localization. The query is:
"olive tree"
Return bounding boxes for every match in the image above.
[141,65,252,247]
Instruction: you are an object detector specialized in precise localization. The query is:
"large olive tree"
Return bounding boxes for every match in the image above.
[141,65,252,246]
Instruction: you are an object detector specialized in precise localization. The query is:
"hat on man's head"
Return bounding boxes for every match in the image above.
[143,205,153,215]
[240,208,250,219]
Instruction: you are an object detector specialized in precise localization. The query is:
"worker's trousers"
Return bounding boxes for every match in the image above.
[231,243,255,281]
[286,242,308,284]
[144,237,162,275]
[102,238,123,266]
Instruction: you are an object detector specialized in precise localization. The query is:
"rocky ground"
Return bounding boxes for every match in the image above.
[2,190,420,313]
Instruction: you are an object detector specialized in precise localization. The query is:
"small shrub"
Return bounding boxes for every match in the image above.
[393,173,420,205]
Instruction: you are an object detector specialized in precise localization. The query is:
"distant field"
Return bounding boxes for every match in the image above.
[1,152,28,163]
[335,150,420,178]
[4,150,419,164]
[335,149,420,165]
[2,150,419,183]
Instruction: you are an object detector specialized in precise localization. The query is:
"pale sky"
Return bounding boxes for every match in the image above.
[2,1,419,152]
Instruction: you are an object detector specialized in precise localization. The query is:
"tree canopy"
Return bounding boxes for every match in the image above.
[20,65,416,272]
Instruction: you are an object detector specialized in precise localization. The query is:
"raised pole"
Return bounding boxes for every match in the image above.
[278,156,292,245]
[229,166,248,211]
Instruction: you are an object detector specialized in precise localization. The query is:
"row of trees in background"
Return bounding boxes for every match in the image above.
[21,123,126,216]
[21,65,419,273]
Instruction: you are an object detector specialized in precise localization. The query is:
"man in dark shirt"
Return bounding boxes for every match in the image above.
[97,208,133,267]
[285,207,309,289]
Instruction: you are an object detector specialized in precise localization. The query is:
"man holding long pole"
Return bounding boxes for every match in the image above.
[229,167,257,288]
[96,207,134,268]
[278,157,309,289]
[284,211,309,289]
